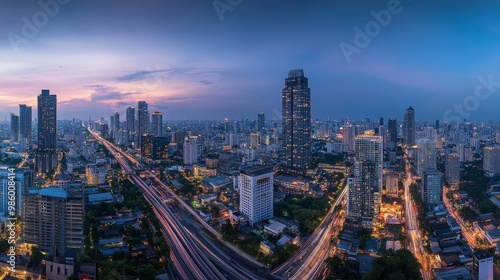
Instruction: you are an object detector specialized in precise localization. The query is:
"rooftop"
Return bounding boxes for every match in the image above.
[39,187,67,199]
[474,249,493,260]
[240,165,273,176]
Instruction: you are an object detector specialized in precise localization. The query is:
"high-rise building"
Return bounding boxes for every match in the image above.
[348,131,382,227]
[10,113,19,142]
[421,169,442,210]
[126,106,135,144]
[257,112,265,131]
[113,111,120,130]
[282,69,311,176]
[403,106,415,146]
[183,137,198,165]
[141,136,169,160]
[151,111,163,137]
[388,118,398,144]
[23,187,84,257]
[137,101,149,146]
[416,139,437,176]
[0,167,31,216]
[343,124,355,152]
[249,132,260,149]
[238,165,274,225]
[19,104,32,145]
[473,249,493,280]
[483,146,500,177]
[445,153,460,186]
[35,89,57,174]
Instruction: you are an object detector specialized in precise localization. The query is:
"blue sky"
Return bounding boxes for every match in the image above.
[1,0,500,122]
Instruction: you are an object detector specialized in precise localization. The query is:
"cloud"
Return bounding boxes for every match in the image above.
[86,85,141,102]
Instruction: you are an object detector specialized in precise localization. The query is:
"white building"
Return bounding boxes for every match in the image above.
[183,136,198,165]
[473,250,493,280]
[238,165,274,225]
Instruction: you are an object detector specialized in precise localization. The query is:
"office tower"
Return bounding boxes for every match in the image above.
[348,131,382,227]
[151,111,163,137]
[249,132,260,149]
[421,169,442,210]
[282,69,311,176]
[379,117,384,126]
[416,139,436,176]
[473,250,493,280]
[126,106,135,144]
[141,136,169,160]
[113,111,120,130]
[238,165,274,225]
[445,153,460,186]
[23,187,84,257]
[388,118,397,143]
[183,137,198,165]
[10,113,19,142]
[378,125,386,150]
[343,124,356,152]
[19,104,32,145]
[483,146,500,177]
[137,101,149,146]
[257,112,265,131]
[35,89,57,174]
[403,106,415,146]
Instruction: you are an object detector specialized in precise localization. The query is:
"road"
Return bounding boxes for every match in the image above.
[89,128,270,280]
[403,152,433,280]
[272,186,347,279]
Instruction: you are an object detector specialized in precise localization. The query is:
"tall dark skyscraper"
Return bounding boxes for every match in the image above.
[35,89,57,174]
[403,106,415,146]
[10,113,19,142]
[113,111,120,130]
[257,112,265,131]
[137,101,149,146]
[126,106,135,144]
[282,69,311,176]
[19,104,32,144]
[388,118,397,143]
[151,110,163,137]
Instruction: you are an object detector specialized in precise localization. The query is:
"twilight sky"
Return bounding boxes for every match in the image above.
[2,0,500,122]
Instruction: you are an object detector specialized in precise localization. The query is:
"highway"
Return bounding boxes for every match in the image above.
[272,186,347,279]
[88,128,270,280]
[403,153,432,280]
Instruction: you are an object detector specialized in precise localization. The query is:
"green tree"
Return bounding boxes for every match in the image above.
[363,249,422,280]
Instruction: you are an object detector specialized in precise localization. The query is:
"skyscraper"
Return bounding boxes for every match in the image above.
[137,101,149,146]
[422,169,442,210]
[183,137,198,165]
[238,165,274,225]
[343,124,355,152]
[388,118,397,144]
[445,153,460,186]
[35,89,57,174]
[282,69,311,176]
[257,112,265,131]
[151,110,163,137]
[403,106,415,146]
[416,139,437,176]
[126,106,135,144]
[10,113,19,142]
[19,104,32,145]
[348,131,383,227]
[483,146,500,177]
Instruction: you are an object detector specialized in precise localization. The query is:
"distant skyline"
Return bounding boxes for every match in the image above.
[2,1,500,121]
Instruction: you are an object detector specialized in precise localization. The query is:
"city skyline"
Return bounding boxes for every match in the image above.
[2,1,500,121]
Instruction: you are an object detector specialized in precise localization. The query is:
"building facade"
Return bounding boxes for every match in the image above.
[403,106,415,146]
[35,89,58,174]
[238,165,274,225]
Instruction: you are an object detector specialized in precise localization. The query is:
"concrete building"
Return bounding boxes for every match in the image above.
[483,146,500,177]
[473,249,493,280]
[249,132,260,149]
[445,153,460,186]
[183,136,198,165]
[422,169,442,211]
[403,106,415,146]
[35,89,58,174]
[416,138,437,176]
[238,165,274,225]
[23,187,84,257]
[348,131,383,227]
